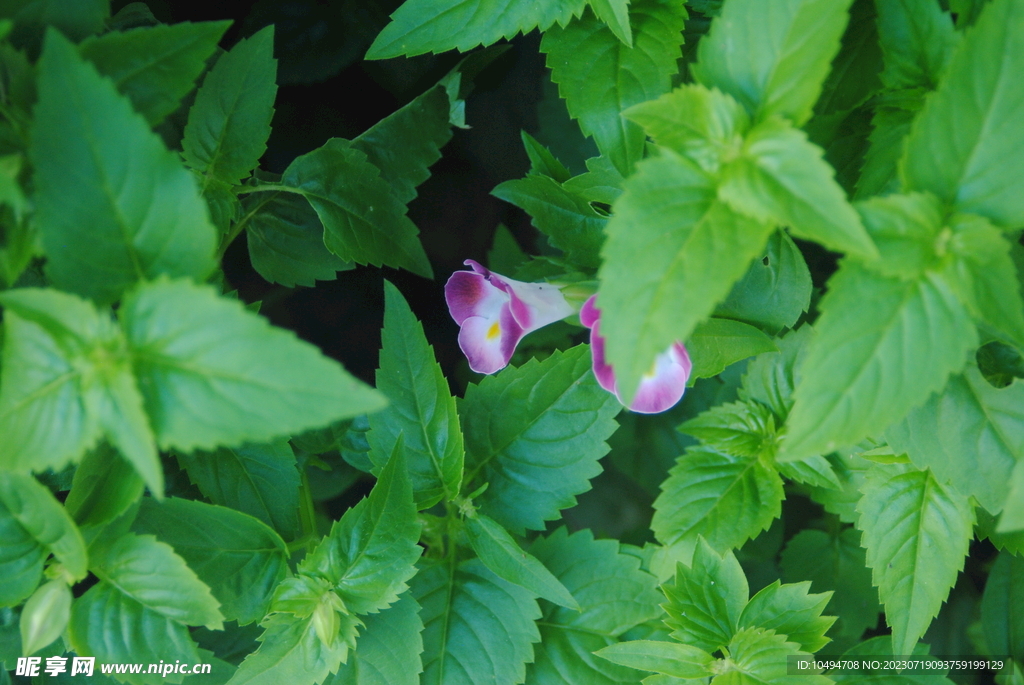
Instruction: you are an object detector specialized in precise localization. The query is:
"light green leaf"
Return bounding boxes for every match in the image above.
[1000,460,1024,533]
[589,0,632,46]
[491,174,606,268]
[876,0,958,90]
[366,0,586,59]
[351,85,453,207]
[692,0,854,126]
[718,627,830,685]
[781,263,976,461]
[941,213,1024,351]
[738,581,834,653]
[19,579,71,656]
[132,497,288,626]
[280,139,432,278]
[526,528,663,685]
[901,0,1024,229]
[686,318,778,381]
[594,641,713,679]
[300,446,420,615]
[461,345,621,533]
[79,20,230,125]
[856,464,975,655]
[120,277,386,453]
[781,528,880,641]
[739,325,812,422]
[367,282,463,509]
[65,444,145,529]
[776,455,841,490]
[176,440,301,541]
[715,231,812,335]
[69,582,202,685]
[886,364,1024,514]
[0,473,87,580]
[599,151,773,404]
[562,154,624,205]
[855,191,945,280]
[981,551,1024,663]
[0,507,45,607]
[182,26,277,187]
[91,531,223,630]
[625,82,750,174]
[680,401,777,459]
[30,29,216,305]
[326,591,423,685]
[521,130,572,183]
[661,539,748,652]
[414,557,541,685]
[806,450,874,525]
[465,514,578,610]
[243,191,353,288]
[652,447,784,562]
[719,117,877,259]
[541,0,686,175]
[226,613,353,685]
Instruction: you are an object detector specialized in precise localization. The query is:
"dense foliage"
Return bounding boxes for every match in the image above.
[0,0,1023,684]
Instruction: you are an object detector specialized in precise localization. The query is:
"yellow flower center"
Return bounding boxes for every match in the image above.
[487,322,501,340]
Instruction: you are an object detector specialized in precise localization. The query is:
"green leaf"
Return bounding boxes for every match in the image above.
[680,401,777,459]
[686,318,778,381]
[226,613,352,685]
[120,277,386,453]
[413,557,541,685]
[367,281,464,509]
[625,82,750,174]
[781,528,880,641]
[460,344,621,533]
[855,464,975,655]
[19,579,71,656]
[464,513,578,610]
[886,364,1024,514]
[856,99,916,199]
[941,213,1024,351]
[719,627,830,685]
[0,473,87,580]
[79,20,230,125]
[521,131,572,183]
[326,591,423,685]
[487,224,529,275]
[562,154,624,205]
[719,118,877,259]
[981,551,1024,663]
[280,139,432,278]
[876,0,958,90]
[132,497,288,626]
[300,445,420,615]
[176,440,301,541]
[692,0,854,126]
[65,443,145,529]
[715,231,812,335]
[661,539,748,652]
[5,0,108,50]
[652,447,784,562]
[91,531,224,630]
[739,325,812,422]
[30,29,216,305]
[594,641,713,679]
[541,0,686,175]
[243,191,353,288]
[781,263,976,461]
[813,0,883,115]
[182,25,277,187]
[492,174,606,268]
[598,151,773,404]
[999,458,1024,533]
[526,528,663,684]
[901,0,1024,229]
[776,456,841,490]
[350,85,453,207]
[365,0,586,59]
[69,582,203,685]
[589,0,632,46]
[738,581,834,653]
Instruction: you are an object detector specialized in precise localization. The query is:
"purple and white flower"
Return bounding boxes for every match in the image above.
[580,295,692,414]
[444,260,574,374]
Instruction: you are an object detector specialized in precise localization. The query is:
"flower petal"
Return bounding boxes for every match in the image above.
[445,269,507,326]
[629,343,692,414]
[457,305,525,374]
[464,259,573,332]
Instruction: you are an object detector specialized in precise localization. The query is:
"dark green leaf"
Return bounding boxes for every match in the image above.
[593,640,713,679]
[461,345,621,533]
[326,591,423,685]
[724,627,831,685]
[30,30,216,304]
[813,0,883,115]
[738,580,835,653]
[226,613,352,685]
[686,318,778,381]
[876,0,958,90]
[65,444,145,529]
[0,473,87,581]
[981,551,1024,663]
[182,26,277,187]
[79,21,230,125]
[680,400,777,459]
[739,325,812,422]
[521,130,571,183]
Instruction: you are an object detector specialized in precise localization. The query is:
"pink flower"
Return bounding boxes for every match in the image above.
[580,295,692,414]
[445,260,574,374]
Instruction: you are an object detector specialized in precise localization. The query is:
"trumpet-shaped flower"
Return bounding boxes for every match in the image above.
[445,260,574,374]
[581,296,692,414]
